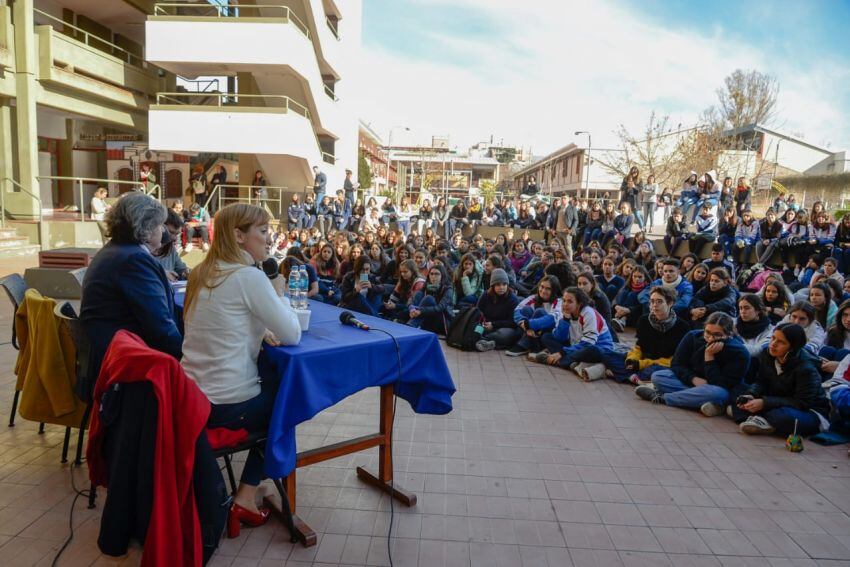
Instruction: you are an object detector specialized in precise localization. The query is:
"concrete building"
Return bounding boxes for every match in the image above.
[510,144,622,199]
[146,1,362,201]
[359,120,396,193]
[388,143,500,202]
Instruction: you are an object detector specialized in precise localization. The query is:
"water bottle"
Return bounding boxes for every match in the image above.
[298,265,309,309]
[288,267,300,307]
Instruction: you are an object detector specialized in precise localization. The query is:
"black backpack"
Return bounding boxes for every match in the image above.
[446,306,483,351]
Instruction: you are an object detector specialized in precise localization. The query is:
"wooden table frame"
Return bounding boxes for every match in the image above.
[265,384,417,547]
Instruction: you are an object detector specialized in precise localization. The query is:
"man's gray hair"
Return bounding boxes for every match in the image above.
[105,192,167,244]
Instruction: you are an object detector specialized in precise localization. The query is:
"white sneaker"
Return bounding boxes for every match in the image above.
[475,339,496,352]
[202,242,210,252]
[580,363,606,382]
[740,416,775,435]
[185,242,194,252]
[700,402,724,417]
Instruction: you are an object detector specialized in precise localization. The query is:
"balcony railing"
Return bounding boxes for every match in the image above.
[34,8,145,68]
[152,3,310,39]
[323,84,339,102]
[325,17,340,40]
[37,176,161,220]
[154,92,312,120]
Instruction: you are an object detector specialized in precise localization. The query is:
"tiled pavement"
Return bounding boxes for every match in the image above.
[1,294,850,566]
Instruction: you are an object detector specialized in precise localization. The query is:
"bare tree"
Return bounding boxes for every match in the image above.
[715,69,779,129]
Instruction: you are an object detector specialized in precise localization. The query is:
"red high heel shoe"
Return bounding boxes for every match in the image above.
[226,502,270,538]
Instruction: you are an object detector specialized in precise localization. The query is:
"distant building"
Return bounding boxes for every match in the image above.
[510,144,622,199]
[388,144,500,201]
[359,121,396,193]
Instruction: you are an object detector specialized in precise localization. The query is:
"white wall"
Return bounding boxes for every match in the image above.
[762,132,832,173]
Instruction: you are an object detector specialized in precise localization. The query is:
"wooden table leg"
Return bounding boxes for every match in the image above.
[356,385,417,507]
[263,469,317,547]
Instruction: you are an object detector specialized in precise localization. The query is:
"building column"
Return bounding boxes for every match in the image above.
[0,101,13,198]
[58,118,74,207]
[12,0,46,246]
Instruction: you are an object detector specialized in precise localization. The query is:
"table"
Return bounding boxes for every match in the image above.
[259,300,455,545]
[174,292,455,546]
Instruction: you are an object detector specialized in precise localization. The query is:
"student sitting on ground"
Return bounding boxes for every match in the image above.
[408,263,455,334]
[611,266,650,331]
[689,267,737,329]
[635,312,750,417]
[778,301,826,355]
[474,269,521,352]
[820,300,850,366]
[731,323,830,437]
[339,255,385,316]
[617,285,691,384]
[703,244,736,280]
[505,275,562,357]
[638,258,693,319]
[759,278,791,325]
[530,287,615,382]
[453,252,484,308]
[595,257,625,302]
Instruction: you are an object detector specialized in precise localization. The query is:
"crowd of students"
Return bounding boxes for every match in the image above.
[262,168,850,441]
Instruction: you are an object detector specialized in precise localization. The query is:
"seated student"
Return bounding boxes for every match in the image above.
[383,259,426,321]
[635,312,750,417]
[505,275,562,357]
[638,258,693,319]
[453,252,484,307]
[755,208,783,265]
[686,262,709,296]
[280,253,320,300]
[806,281,838,330]
[704,244,736,280]
[733,209,760,267]
[618,285,691,384]
[155,209,190,281]
[475,268,522,351]
[812,257,845,288]
[758,277,791,324]
[595,257,625,302]
[182,204,302,530]
[679,253,699,277]
[736,294,773,359]
[367,242,390,279]
[516,250,552,296]
[778,301,826,354]
[822,354,850,432]
[408,263,454,334]
[820,300,850,365]
[688,203,718,255]
[664,207,688,256]
[309,243,341,304]
[611,265,650,331]
[383,244,413,286]
[780,210,816,273]
[732,323,830,436]
[507,239,533,274]
[185,202,211,252]
[576,272,615,339]
[689,267,737,328]
[789,255,822,293]
[340,255,385,316]
[531,287,615,380]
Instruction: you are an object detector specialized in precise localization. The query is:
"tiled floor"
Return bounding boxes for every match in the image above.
[1,295,850,566]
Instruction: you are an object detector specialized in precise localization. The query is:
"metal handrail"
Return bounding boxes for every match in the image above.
[210,184,286,220]
[33,8,146,68]
[1,177,45,246]
[179,77,220,93]
[154,92,312,120]
[322,152,336,165]
[152,3,311,39]
[36,176,161,220]
[325,17,340,40]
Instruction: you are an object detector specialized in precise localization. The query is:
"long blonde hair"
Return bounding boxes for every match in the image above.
[184,203,270,318]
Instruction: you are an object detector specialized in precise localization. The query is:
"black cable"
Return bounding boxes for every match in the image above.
[368,327,402,567]
[52,461,92,567]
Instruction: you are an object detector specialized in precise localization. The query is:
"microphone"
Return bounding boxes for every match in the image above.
[339,310,370,331]
[261,257,279,280]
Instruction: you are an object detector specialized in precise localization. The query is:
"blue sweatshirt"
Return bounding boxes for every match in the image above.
[670,331,750,390]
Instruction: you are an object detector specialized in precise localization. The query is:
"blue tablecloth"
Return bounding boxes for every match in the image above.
[260,300,455,478]
[175,289,455,478]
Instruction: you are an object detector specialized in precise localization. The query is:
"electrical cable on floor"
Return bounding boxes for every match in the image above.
[52,460,91,567]
[369,327,402,567]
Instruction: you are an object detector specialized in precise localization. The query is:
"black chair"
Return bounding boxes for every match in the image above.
[211,432,301,544]
[53,301,93,465]
[0,274,41,431]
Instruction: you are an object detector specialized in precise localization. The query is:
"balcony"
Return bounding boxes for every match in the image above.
[149,92,334,163]
[146,2,344,138]
[33,9,158,120]
[0,4,13,72]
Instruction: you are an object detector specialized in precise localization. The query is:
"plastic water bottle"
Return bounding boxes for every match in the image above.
[298,265,309,309]
[288,267,300,307]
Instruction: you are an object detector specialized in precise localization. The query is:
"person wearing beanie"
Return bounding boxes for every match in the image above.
[732,323,830,436]
[475,268,521,351]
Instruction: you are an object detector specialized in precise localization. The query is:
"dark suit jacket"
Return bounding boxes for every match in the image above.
[80,242,183,391]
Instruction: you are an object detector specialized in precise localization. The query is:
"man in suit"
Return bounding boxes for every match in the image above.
[556,196,580,260]
[81,193,183,386]
[313,165,327,204]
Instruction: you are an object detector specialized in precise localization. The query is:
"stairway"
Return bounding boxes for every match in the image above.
[0,226,41,259]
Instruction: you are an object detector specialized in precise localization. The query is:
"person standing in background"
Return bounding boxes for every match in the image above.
[642,174,659,232]
[343,169,357,204]
[313,165,327,204]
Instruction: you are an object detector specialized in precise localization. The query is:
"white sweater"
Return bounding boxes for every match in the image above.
[182,254,301,404]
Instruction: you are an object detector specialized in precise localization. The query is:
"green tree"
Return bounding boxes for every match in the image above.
[358,149,373,192]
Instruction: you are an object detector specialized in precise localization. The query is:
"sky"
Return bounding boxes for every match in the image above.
[354,0,850,157]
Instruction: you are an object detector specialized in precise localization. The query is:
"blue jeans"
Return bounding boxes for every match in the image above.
[408,295,449,334]
[832,248,850,275]
[830,386,850,427]
[344,291,383,317]
[397,219,410,236]
[819,346,850,362]
[207,376,280,486]
[650,369,729,409]
[734,239,755,265]
[678,198,696,222]
[456,293,479,308]
[584,228,602,246]
[718,234,735,258]
[516,307,552,352]
[607,354,664,383]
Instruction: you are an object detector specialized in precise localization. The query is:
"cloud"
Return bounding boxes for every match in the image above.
[352,0,850,156]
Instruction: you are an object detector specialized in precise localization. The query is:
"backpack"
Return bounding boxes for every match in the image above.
[445,306,483,351]
[192,177,206,195]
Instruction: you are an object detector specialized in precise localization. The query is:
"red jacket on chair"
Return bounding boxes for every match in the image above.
[87,330,210,567]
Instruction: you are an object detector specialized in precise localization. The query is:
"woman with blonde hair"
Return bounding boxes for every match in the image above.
[182,203,301,538]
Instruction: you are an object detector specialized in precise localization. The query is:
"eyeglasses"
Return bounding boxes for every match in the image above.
[648,299,666,306]
[703,330,726,340]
